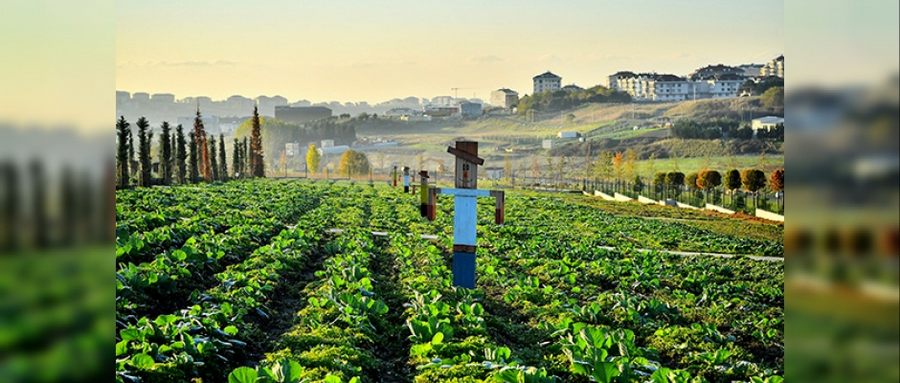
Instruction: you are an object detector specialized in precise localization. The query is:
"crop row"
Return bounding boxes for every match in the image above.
[116,184,326,320]
[473,217,784,382]
[117,182,325,264]
[114,180,784,383]
[227,186,391,382]
[362,186,551,382]
[428,194,782,257]
[116,203,337,383]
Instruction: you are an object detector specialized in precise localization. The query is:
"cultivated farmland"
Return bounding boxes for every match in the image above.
[115,180,783,383]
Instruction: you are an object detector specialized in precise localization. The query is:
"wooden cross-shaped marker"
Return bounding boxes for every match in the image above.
[425,141,505,289]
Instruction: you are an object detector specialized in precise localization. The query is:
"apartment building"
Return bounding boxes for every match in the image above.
[533,71,562,94]
[490,88,519,110]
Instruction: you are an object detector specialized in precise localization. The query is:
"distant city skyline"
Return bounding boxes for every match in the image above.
[117,0,783,104]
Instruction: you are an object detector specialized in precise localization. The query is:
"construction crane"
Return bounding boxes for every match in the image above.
[450,87,472,99]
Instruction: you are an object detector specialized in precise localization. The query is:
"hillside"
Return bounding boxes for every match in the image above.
[549,95,779,126]
[306,97,783,177]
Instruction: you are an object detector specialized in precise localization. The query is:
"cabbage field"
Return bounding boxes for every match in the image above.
[115,180,783,383]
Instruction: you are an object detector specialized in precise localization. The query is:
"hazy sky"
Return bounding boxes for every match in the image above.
[117,0,784,103]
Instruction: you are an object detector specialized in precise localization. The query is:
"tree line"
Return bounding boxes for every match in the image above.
[301,144,371,179]
[1,159,114,251]
[671,119,783,141]
[517,85,632,116]
[569,148,784,211]
[116,106,265,189]
[236,116,357,167]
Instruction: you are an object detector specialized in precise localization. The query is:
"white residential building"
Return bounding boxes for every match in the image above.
[490,88,519,110]
[738,64,764,78]
[485,167,504,180]
[533,71,562,94]
[609,71,743,101]
[701,74,745,98]
[751,116,784,133]
[760,55,784,78]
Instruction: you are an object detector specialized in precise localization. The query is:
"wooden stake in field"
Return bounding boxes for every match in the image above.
[403,166,411,193]
[391,165,398,187]
[428,141,505,288]
[418,170,430,218]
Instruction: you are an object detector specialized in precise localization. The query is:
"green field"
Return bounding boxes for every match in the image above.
[115,180,783,383]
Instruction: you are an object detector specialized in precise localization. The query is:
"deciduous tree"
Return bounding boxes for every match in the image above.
[653,172,667,196]
[612,152,624,181]
[686,172,699,192]
[741,168,767,207]
[770,168,784,192]
[624,149,637,181]
[665,171,685,197]
[306,143,320,175]
[725,169,741,192]
[337,149,370,178]
[697,169,722,203]
[770,168,784,211]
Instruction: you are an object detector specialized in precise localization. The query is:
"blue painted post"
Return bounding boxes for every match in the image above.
[432,141,505,289]
[403,166,410,193]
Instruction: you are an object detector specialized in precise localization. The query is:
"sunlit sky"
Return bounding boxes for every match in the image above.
[116,0,785,103]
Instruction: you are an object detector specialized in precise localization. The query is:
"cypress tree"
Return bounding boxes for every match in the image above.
[170,131,177,181]
[243,137,251,177]
[116,116,130,189]
[159,121,172,185]
[175,124,187,184]
[219,133,228,181]
[61,166,78,245]
[136,117,152,187]
[232,138,241,179]
[128,126,136,180]
[188,131,199,183]
[209,135,219,181]
[1,162,20,250]
[249,106,265,177]
[194,107,212,181]
[79,170,95,244]
[30,160,49,247]
[147,130,154,182]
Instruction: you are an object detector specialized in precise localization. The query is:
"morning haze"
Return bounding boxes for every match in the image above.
[117,0,783,104]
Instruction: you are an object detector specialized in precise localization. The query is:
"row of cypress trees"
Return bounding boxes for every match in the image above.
[1,159,114,250]
[116,106,265,188]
